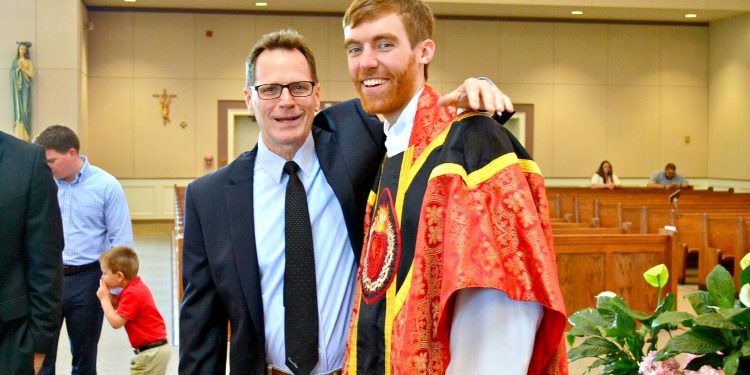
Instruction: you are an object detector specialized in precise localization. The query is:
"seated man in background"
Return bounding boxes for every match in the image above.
[647,162,690,189]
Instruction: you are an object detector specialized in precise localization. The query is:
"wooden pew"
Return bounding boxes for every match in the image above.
[554,233,677,318]
[552,227,626,235]
[697,214,750,288]
[174,185,186,302]
[548,187,750,224]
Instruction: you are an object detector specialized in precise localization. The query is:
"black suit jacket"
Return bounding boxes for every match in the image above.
[179,99,385,374]
[0,132,63,371]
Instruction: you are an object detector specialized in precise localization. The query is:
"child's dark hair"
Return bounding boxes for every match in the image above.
[100,246,139,280]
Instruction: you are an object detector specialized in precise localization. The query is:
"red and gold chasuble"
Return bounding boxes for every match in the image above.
[344,86,568,375]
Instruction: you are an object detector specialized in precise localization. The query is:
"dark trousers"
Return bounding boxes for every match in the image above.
[39,266,104,375]
[0,318,35,375]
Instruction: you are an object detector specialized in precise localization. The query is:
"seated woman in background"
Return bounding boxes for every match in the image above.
[591,160,621,190]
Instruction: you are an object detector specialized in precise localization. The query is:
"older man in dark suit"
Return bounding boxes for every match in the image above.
[0,131,64,375]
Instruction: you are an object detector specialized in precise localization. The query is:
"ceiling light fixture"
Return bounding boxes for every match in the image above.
[685,13,697,18]
[255,2,268,6]
[124,0,136,2]
[571,10,584,15]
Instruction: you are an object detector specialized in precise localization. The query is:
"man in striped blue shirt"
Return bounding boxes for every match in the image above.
[35,125,133,375]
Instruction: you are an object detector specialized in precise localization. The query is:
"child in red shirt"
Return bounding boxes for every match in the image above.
[97,246,170,375]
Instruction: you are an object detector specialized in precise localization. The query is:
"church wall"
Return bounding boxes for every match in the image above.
[708,14,750,181]
[86,10,712,180]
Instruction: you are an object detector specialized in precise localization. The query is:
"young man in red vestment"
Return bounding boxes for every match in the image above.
[341,1,569,374]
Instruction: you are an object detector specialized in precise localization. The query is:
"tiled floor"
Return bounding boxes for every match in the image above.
[50,222,701,374]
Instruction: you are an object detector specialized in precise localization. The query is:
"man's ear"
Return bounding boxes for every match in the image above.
[243,86,255,116]
[416,38,435,65]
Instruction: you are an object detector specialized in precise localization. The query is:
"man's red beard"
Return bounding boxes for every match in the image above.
[354,55,419,118]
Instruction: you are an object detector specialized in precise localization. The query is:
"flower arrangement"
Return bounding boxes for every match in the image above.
[567,254,750,375]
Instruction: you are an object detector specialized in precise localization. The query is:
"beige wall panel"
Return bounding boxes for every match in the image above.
[327,18,351,84]
[554,23,608,85]
[661,26,708,87]
[88,12,134,78]
[133,79,195,177]
[123,185,157,217]
[500,83,555,174]
[321,81,358,103]
[594,0,651,6]
[194,79,244,176]
[134,13,195,79]
[0,1,35,58]
[552,84,607,176]
[708,0,750,10]
[79,72,89,153]
[605,86,660,177]
[498,22,554,84]
[79,3,89,77]
[0,74,12,135]
[37,0,78,70]
[87,77,134,178]
[657,0,709,8]
[35,69,80,135]
[708,15,750,180]
[659,86,708,177]
[254,15,292,39]
[607,25,660,86]
[429,19,444,83]
[441,20,499,82]
[0,0,35,135]
[195,14,255,81]
[291,16,333,83]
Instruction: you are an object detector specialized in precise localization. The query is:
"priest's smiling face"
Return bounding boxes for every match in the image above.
[243,48,320,161]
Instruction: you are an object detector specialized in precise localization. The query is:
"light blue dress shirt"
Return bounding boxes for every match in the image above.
[253,133,357,374]
[56,156,133,266]
[650,171,688,186]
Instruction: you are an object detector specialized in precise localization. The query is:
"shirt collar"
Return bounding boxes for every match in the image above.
[60,155,90,185]
[256,132,316,184]
[383,86,423,157]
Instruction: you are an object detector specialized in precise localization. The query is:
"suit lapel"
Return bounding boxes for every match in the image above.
[224,148,265,337]
[313,127,358,254]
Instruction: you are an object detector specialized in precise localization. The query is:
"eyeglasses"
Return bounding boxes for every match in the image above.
[252,81,316,100]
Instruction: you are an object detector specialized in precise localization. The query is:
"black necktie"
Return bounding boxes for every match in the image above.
[283,161,319,375]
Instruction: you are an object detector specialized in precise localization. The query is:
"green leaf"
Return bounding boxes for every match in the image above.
[687,291,715,315]
[651,311,694,328]
[719,306,750,323]
[568,325,599,338]
[655,293,677,314]
[660,330,725,355]
[741,339,750,356]
[707,265,736,309]
[585,358,609,374]
[643,264,669,288]
[740,266,750,287]
[568,308,609,332]
[597,295,651,322]
[605,306,637,338]
[693,312,743,330]
[567,336,620,362]
[723,350,741,375]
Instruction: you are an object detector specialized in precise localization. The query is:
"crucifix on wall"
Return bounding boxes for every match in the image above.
[153,88,177,125]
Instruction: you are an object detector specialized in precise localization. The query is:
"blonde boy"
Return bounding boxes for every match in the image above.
[97,246,170,375]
